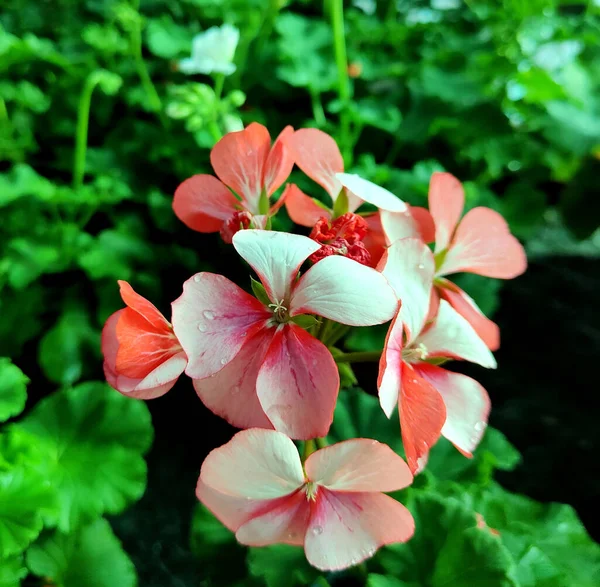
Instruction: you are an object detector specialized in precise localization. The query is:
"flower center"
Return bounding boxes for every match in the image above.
[220,211,253,244]
[402,342,428,363]
[268,299,289,322]
[304,481,319,502]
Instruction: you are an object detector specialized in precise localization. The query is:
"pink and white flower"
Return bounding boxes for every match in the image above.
[197,429,415,571]
[171,230,397,439]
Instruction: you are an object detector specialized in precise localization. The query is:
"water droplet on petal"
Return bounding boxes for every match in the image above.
[220,358,227,365]
[474,421,486,432]
[312,525,323,535]
[197,323,207,332]
[193,275,202,283]
[418,263,425,270]
[203,310,215,320]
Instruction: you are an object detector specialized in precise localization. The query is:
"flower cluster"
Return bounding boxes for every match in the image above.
[101,123,526,571]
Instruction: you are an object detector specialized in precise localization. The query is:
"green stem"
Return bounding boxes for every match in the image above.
[323,323,350,347]
[309,88,327,126]
[315,436,328,449]
[72,72,100,190]
[302,439,317,461]
[335,350,381,364]
[214,73,225,101]
[208,73,225,143]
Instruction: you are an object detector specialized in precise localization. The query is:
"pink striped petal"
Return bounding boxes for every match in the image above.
[171,273,271,379]
[193,328,274,430]
[232,230,320,304]
[173,174,239,233]
[438,207,527,279]
[283,183,331,227]
[290,255,398,326]
[377,312,403,418]
[263,126,294,196]
[336,174,407,213]
[416,300,497,368]
[256,324,339,439]
[200,429,305,499]
[305,489,415,571]
[437,279,500,351]
[413,363,490,457]
[305,439,412,492]
[379,210,421,245]
[287,128,344,198]
[380,238,435,344]
[428,172,465,253]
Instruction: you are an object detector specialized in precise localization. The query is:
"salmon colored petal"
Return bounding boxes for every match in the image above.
[193,328,274,430]
[210,122,271,213]
[173,174,239,233]
[416,300,497,368]
[413,363,490,458]
[284,184,331,227]
[200,429,305,499]
[232,230,320,304]
[438,207,527,279]
[437,279,500,351]
[236,489,310,546]
[336,174,408,213]
[263,126,295,196]
[362,213,387,267]
[400,363,447,474]
[428,172,465,253]
[287,128,344,198]
[118,281,171,331]
[409,206,435,243]
[305,439,412,493]
[380,238,435,344]
[305,489,415,571]
[171,272,271,379]
[379,210,421,245]
[377,312,403,418]
[290,255,397,326]
[256,324,339,440]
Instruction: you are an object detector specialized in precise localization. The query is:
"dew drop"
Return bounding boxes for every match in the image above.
[312,525,324,535]
[312,359,318,367]
[193,275,202,283]
[197,323,207,332]
[220,358,228,365]
[203,310,216,320]
[474,421,486,432]
[418,263,425,270]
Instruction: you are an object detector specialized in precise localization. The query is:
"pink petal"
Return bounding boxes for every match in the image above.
[304,489,415,571]
[256,324,339,439]
[286,128,344,198]
[413,363,490,457]
[409,206,435,243]
[428,172,465,253]
[305,439,412,492]
[263,126,295,196]
[380,238,435,344]
[377,312,403,418]
[438,207,527,279]
[236,489,310,546]
[200,429,305,499]
[284,183,332,227]
[193,328,275,430]
[171,273,271,379]
[290,255,398,326]
[232,230,320,304]
[379,210,421,245]
[173,174,239,232]
[437,279,500,351]
[118,280,171,331]
[416,300,497,368]
[400,362,447,474]
[210,122,271,213]
[336,174,408,213]
[362,213,387,267]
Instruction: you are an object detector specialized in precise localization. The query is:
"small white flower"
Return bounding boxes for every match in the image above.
[179,24,240,76]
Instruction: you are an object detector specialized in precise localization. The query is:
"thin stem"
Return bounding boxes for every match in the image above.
[335,350,381,364]
[208,73,225,143]
[309,88,327,126]
[323,323,350,347]
[214,73,225,101]
[302,439,317,461]
[72,72,99,190]
[315,436,328,449]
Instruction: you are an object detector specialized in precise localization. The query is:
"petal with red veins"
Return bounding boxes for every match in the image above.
[437,279,500,351]
[232,229,320,304]
[428,172,465,253]
[284,183,332,227]
[171,272,271,379]
[304,489,415,572]
[290,255,397,326]
[173,174,239,233]
[400,362,446,474]
[193,328,274,430]
[377,312,403,418]
[200,429,305,499]
[210,122,271,212]
[305,439,412,492]
[256,324,339,439]
[379,209,421,245]
[438,207,527,279]
[380,238,435,344]
[416,300,497,368]
[287,128,344,197]
[263,125,294,196]
[336,174,407,213]
[413,363,490,457]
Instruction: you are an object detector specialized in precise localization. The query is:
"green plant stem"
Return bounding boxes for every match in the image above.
[72,72,100,190]
[315,436,328,449]
[303,439,317,461]
[323,323,350,347]
[208,73,225,143]
[335,350,381,363]
[310,88,327,126]
[318,318,334,344]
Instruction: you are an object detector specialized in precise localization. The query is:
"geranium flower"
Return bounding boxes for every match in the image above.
[381,172,527,350]
[197,429,415,571]
[178,24,240,76]
[377,238,497,474]
[171,230,397,439]
[102,281,187,399]
[173,123,294,242]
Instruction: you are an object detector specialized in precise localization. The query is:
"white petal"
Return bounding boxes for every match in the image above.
[336,173,407,212]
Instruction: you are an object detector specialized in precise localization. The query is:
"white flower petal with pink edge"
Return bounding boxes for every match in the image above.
[428,172,465,253]
[416,300,497,368]
[290,255,398,326]
[232,230,320,304]
[336,173,408,213]
[200,429,305,499]
[305,439,412,492]
[377,312,403,418]
[379,209,421,245]
[304,489,415,571]
[380,238,435,344]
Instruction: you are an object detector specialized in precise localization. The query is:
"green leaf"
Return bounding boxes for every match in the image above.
[0,358,28,422]
[0,554,27,587]
[26,518,137,587]
[251,276,271,306]
[146,16,194,59]
[344,324,388,352]
[367,575,412,587]
[20,382,153,532]
[291,314,319,330]
[247,544,320,587]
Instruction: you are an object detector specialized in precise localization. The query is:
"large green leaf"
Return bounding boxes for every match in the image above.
[0,358,28,422]
[247,545,320,587]
[19,382,153,532]
[0,554,27,587]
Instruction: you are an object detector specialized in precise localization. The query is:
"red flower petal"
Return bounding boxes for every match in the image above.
[428,172,465,253]
[284,183,331,227]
